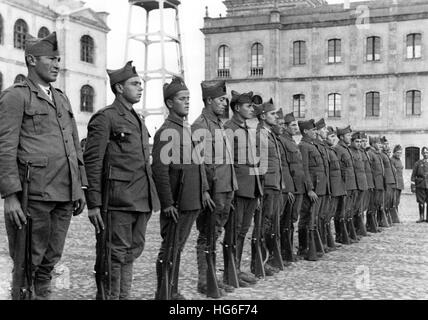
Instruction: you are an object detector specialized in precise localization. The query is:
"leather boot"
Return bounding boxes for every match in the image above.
[334,218,341,242]
[306,229,319,261]
[119,262,133,300]
[386,209,393,226]
[154,259,163,300]
[297,228,307,257]
[171,254,186,300]
[379,208,390,227]
[390,207,400,224]
[281,228,293,262]
[314,227,325,256]
[366,211,378,233]
[108,261,121,300]
[356,213,368,237]
[326,221,336,250]
[196,243,208,292]
[417,203,425,223]
[347,218,359,242]
[340,219,351,245]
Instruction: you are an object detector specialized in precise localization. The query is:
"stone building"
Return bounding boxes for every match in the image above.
[0,0,110,137]
[202,0,428,186]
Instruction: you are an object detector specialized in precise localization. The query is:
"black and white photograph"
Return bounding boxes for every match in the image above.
[0,0,427,304]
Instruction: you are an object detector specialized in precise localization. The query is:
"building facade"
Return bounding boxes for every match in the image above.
[202,0,428,188]
[0,0,110,138]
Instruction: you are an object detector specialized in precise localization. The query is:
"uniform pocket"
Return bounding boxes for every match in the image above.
[17,154,48,196]
[108,167,134,207]
[24,106,50,135]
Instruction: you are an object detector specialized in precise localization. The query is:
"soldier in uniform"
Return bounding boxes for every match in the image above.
[224,90,260,286]
[298,119,327,260]
[314,119,331,252]
[325,127,346,250]
[366,136,385,232]
[360,133,375,231]
[390,145,404,223]
[152,77,215,300]
[254,100,284,272]
[349,132,368,237]
[192,80,238,296]
[84,61,160,300]
[279,112,307,262]
[411,147,428,223]
[379,136,396,226]
[334,126,359,243]
[0,32,87,299]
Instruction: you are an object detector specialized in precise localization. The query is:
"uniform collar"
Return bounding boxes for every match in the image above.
[202,107,221,124]
[231,114,247,129]
[166,112,186,127]
[301,135,313,144]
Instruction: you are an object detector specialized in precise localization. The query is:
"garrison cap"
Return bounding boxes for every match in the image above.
[369,136,381,145]
[25,31,59,56]
[254,98,275,117]
[315,118,326,130]
[393,144,402,153]
[107,61,139,87]
[201,80,226,100]
[336,125,352,137]
[351,131,361,140]
[252,95,263,105]
[163,76,188,101]
[360,132,368,139]
[277,108,284,119]
[380,136,388,143]
[283,112,296,124]
[230,90,253,109]
[327,126,336,135]
[298,119,316,132]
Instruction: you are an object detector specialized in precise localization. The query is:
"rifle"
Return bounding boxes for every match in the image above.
[222,202,239,288]
[251,197,266,279]
[205,178,221,298]
[94,166,112,300]
[11,162,33,300]
[159,170,184,300]
[269,201,284,270]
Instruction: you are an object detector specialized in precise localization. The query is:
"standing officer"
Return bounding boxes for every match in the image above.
[390,145,404,223]
[192,80,238,296]
[325,127,346,250]
[0,32,87,299]
[349,132,368,237]
[379,137,396,226]
[360,133,375,231]
[334,126,358,243]
[152,77,215,300]
[84,61,160,300]
[224,90,261,286]
[298,119,327,260]
[279,112,307,262]
[411,147,428,223]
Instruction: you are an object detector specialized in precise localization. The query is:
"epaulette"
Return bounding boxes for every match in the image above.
[54,87,64,94]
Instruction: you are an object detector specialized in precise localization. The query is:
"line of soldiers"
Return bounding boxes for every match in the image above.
[0,31,407,301]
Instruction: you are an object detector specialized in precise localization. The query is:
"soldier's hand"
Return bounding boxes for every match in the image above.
[202,191,215,212]
[4,193,26,229]
[73,195,86,216]
[308,190,319,203]
[88,207,104,233]
[163,206,178,223]
[287,192,295,204]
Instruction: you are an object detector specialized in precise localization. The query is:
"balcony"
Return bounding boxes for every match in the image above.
[217,68,230,78]
[250,67,263,77]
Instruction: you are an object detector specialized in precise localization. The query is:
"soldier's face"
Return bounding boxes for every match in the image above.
[168,90,190,117]
[264,109,278,126]
[326,133,336,146]
[423,149,428,159]
[33,55,60,84]
[305,128,316,140]
[285,121,299,135]
[120,76,143,104]
[361,138,368,148]
[318,127,328,139]
[351,139,361,149]
[210,95,228,116]
[236,102,254,120]
[394,150,402,158]
[343,132,352,144]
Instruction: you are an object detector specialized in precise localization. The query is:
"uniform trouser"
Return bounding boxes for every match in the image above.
[157,209,199,295]
[393,189,402,209]
[384,184,394,211]
[353,190,365,217]
[333,195,346,240]
[196,191,234,285]
[362,190,371,213]
[104,210,151,300]
[234,196,258,270]
[298,194,323,230]
[279,193,302,260]
[260,190,282,263]
[5,200,73,297]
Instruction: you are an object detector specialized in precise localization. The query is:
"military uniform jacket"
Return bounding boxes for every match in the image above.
[279,132,307,194]
[326,146,347,197]
[192,108,238,193]
[367,147,384,190]
[152,113,209,211]
[390,156,404,190]
[84,98,160,212]
[380,151,396,186]
[224,115,263,198]
[350,146,368,191]
[276,132,296,194]
[411,159,428,189]
[258,124,284,192]
[0,78,87,201]
[334,140,357,191]
[299,136,328,196]
[361,149,375,189]
[314,139,331,195]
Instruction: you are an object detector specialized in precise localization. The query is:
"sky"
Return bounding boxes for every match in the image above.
[83,0,359,134]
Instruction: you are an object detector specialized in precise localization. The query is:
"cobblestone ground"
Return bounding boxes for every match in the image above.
[1,194,427,300]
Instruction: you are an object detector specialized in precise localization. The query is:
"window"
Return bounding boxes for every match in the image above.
[293,94,305,118]
[328,93,341,117]
[293,41,306,65]
[405,147,420,169]
[80,35,94,63]
[250,43,263,76]
[406,90,421,115]
[14,19,28,49]
[80,85,94,112]
[328,39,341,63]
[218,45,230,78]
[0,72,3,93]
[407,33,422,59]
[366,91,380,117]
[14,74,26,83]
[0,14,3,44]
[38,26,50,38]
[367,36,381,61]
